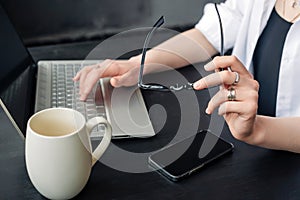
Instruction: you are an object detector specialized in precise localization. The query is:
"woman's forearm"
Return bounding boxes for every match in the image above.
[131,28,218,71]
[250,116,300,153]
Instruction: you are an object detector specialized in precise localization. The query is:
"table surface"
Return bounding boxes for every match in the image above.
[1,32,300,200]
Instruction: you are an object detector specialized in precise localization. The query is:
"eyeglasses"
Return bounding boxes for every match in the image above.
[138,3,226,92]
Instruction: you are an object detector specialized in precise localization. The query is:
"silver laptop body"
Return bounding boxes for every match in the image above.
[35,60,155,139]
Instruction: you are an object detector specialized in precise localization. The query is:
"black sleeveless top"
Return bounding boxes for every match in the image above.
[253,8,292,117]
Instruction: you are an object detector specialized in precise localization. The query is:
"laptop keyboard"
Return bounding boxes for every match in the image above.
[36,60,155,140]
[50,63,106,139]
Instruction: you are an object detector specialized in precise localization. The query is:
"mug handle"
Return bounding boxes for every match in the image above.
[86,116,112,166]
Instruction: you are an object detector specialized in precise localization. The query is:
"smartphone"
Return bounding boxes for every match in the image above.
[148,130,234,181]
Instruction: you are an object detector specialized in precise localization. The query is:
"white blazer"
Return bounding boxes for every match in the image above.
[195,0,300,117]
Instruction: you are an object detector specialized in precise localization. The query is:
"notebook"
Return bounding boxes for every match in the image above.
[0,4,155,139]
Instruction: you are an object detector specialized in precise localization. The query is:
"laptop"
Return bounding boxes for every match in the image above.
[0,4,155,139]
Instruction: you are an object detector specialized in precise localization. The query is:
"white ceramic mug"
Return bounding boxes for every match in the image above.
[25,108,112,199]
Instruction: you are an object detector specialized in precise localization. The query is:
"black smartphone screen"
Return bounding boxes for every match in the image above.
[148,130,234,181]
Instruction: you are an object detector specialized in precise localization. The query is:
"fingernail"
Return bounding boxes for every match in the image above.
[205,108,211,115]
[193,79,203,90]
[193,81,200,89]
[111,78,119,87]
[204,61,215,71]
[79,95,86,101]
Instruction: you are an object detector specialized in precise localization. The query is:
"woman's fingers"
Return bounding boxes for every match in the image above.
[79,67,106,101]
[192,56,259,142]
[73,65,93,82]
[193,70,239,90]
[205,86,258,114]
[73,59,114,82]
[193,56,254,90]
[72,61,114,101]
[218,101,258,117]
[72,59,140,101]
[73,72,80,81]
[110,66,140,87]
[205,56,251,75]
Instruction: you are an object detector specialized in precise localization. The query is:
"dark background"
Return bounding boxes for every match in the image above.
[0,0,223,46]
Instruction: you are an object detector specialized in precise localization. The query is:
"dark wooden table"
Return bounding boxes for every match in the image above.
[1,33,300,200]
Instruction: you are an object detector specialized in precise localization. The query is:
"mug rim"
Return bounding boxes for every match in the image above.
[27,107,86,139]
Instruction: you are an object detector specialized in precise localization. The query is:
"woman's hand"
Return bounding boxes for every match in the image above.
[193,56,260,143]
[73,58,140,101]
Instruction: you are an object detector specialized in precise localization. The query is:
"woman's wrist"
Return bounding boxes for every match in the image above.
[129,55,141,64]
[244,115,267,146]
[129,53,163,75]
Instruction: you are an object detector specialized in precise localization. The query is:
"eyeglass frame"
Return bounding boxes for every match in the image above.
[138,3,228,92]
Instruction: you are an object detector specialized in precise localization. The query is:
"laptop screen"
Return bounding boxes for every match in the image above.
[0,4,33,91]
[0,4,36,134]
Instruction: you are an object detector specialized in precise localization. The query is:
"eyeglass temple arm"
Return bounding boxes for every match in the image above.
[214,3,232,72]
[214,3,224,57]
[138,16,165,88]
